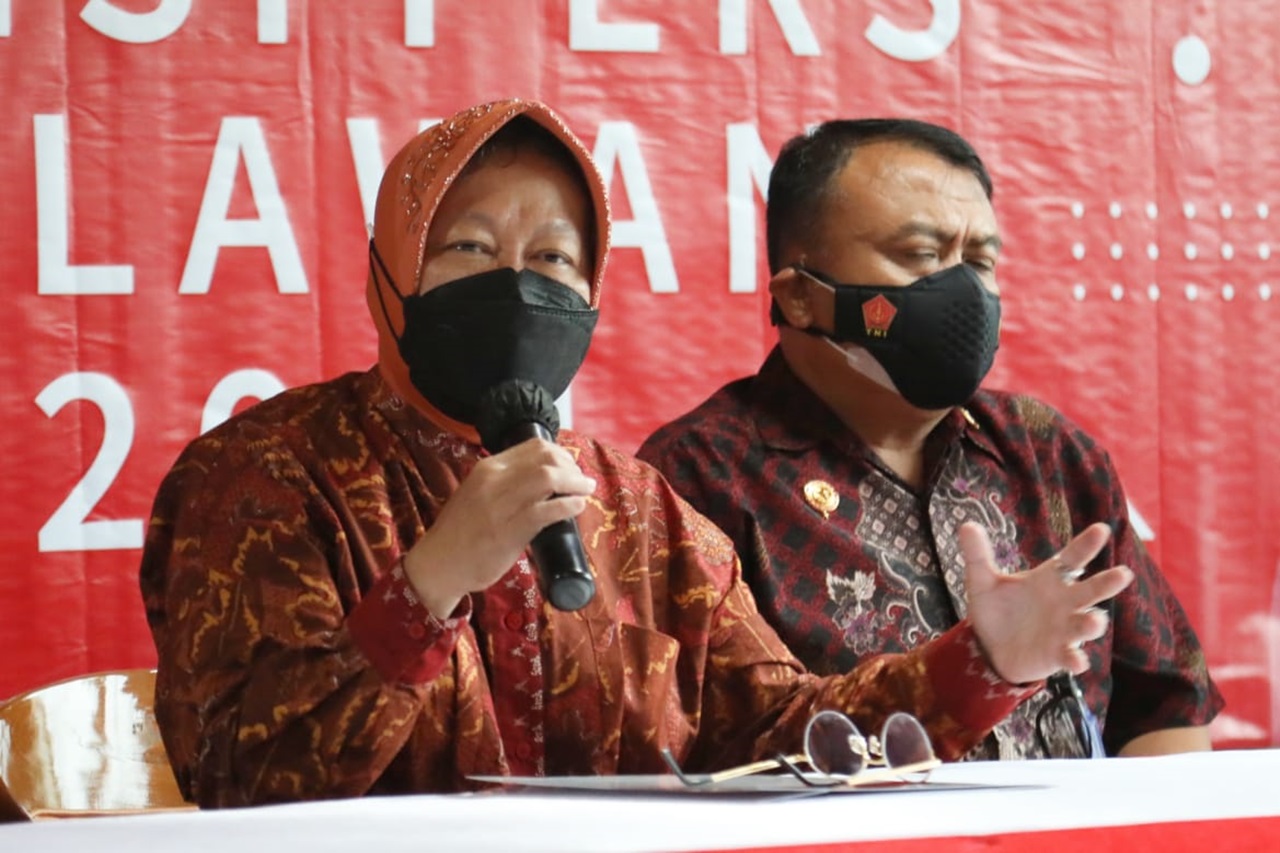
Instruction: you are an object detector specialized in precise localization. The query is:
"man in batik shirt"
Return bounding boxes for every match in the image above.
[639,119,1222,759]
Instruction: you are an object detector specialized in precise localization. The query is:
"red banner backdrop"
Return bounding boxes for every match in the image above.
[1,1,1276,748]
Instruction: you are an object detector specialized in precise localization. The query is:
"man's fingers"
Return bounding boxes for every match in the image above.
[1072,565,1134,609]
[1049,522,1112,576]
[1071,606,1111,643]
[1062,645,1092,675]
[958,522,999,592]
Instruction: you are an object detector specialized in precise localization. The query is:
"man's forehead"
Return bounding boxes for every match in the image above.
[837,140,985,196]
[830,141,997,231]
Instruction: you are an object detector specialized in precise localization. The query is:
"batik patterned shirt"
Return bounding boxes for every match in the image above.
[638,348,1223,758]
[141,368,1033,807]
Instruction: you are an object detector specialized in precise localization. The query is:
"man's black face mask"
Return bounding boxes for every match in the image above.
[788,264,1001,410]
[371,241,599,424]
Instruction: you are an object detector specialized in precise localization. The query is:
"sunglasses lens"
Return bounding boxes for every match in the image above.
[804,710,866,776]
[881,712,935,767]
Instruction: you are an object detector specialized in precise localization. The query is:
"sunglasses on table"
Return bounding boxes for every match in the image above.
[1036,672,1106,759]
[662,710,940,789]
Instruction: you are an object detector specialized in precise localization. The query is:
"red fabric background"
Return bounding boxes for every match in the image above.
[1,1,1275,748]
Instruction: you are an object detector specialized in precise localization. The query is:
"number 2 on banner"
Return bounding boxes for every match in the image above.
[35,369,286,553]
[35,372,142,553]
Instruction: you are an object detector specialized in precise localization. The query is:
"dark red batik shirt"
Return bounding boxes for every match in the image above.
[638,348,1223,758]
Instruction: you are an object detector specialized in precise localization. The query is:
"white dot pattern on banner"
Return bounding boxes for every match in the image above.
[1173,35,1211,86]
[1063,199,1275,302]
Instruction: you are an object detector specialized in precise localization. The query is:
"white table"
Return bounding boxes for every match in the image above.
[2,748,1277,852]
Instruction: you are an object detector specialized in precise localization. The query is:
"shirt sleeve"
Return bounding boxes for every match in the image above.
[347,558,472,684]
[649,478,1038,769]
[699,576,1038,764]
[1078,445,1225,749]
[139,426,464,807]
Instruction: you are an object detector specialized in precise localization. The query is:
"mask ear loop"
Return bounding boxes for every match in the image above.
[770,265,823,327]
[369,238,407,341]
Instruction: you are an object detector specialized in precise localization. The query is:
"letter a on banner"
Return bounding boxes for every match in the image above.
[180,117,308,295]
[592,122,678,293]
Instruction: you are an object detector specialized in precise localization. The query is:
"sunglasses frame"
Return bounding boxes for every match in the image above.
[660,710,940,788]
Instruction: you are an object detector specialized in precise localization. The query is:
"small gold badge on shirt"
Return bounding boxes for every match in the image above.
[803,480,840,519]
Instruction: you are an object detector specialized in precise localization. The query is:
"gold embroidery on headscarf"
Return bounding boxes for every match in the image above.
[399,102,498,236]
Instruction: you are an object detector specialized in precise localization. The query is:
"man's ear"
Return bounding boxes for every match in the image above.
[768,267,815,329]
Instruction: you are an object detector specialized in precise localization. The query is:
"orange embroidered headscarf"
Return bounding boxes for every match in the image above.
[366,99,612,441]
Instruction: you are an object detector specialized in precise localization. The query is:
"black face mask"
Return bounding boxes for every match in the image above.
[371,241,598,424]
[792,264,1001,410]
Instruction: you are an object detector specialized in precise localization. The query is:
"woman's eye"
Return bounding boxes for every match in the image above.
[448,241,488,254]
[966,257,997,272]
[537,250,575,266]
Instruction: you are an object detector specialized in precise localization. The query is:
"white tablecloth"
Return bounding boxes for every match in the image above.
[2,748,1277,853]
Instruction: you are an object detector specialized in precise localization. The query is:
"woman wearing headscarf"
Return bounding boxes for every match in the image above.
[139,100,1060,808]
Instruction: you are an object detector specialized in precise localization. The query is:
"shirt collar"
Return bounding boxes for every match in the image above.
[749,346,1005,465]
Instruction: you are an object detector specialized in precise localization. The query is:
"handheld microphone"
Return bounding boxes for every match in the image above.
[475,379,596,612]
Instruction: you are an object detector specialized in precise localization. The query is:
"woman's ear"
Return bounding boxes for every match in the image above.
[768,267,815,329]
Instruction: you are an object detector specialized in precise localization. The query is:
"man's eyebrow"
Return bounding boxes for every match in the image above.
[969,233,1003,252]
[886,222,1003,252]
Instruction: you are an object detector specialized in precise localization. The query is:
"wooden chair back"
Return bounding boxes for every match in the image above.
[0,669,191,821]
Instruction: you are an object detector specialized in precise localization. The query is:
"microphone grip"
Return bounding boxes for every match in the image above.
[529,517,595,612]
[504,421,596,612]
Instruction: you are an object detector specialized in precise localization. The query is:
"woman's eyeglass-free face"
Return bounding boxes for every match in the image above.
[662,710,940,788]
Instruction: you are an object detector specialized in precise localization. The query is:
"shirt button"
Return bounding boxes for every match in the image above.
[407,622,427,640]
[503,611,524,631]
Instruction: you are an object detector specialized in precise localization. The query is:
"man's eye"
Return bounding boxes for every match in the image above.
[966,257,997,272]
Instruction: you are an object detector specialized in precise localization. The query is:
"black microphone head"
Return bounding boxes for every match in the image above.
[475,379,561,452]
